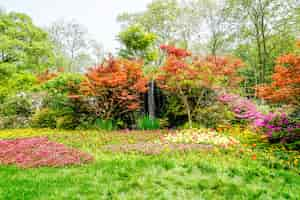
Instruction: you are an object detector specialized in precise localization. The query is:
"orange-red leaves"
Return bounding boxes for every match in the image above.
[80,57,148,119]
[256,53,300,105]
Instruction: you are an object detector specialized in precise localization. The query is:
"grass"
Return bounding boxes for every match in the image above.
[0,128,299,199]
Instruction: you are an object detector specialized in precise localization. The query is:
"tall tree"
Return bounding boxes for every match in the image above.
[47,19,90,72]
[118,0,181,45]
[118,25,158,118]
[195,0,233,55]
[226,0,299,85]
[118,25,157,63]
[89,39,104,66]
[0,11,54,73]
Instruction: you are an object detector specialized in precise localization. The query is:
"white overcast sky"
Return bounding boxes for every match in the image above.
[0,0,153,52]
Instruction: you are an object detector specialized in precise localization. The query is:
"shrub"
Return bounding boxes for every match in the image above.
[256,53,300,106]
[0,93,35,129]
[255,113,300,149]
[31,108,60,128]
[137,116,160,130]
[80,57,148,122]
[0,72,37,103]
[37,73,94,129]
[193,103,235,128]
[219,92,300,149]
[56,115,77,130]
[0,116,30,129]
[41,73,83,95]
[0,94,33,117]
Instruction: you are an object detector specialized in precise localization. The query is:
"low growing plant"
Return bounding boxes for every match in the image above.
[137,115,160,130]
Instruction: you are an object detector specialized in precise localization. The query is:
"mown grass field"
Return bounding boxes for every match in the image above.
[0,129,299,200]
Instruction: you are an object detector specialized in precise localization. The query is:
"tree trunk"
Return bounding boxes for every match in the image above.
[148,80,155,119]
[182,95,192,128]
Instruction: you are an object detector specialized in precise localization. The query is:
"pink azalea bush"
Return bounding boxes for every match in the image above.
[0,137,93,168]
[219,93,300,146]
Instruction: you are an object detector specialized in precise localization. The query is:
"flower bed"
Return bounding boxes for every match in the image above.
[158,129,240,148]
[103,142,212,155]
[0,137,93,168]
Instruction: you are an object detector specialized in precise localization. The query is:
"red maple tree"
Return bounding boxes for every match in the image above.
[256,53,300,105]
[80,57,148,120]
[157,45,244,127]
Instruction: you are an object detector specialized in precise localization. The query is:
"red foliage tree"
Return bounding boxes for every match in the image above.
[256,53,300,105]
[192,56,244,89]
[156,45,244,127]
[80,57,148,120]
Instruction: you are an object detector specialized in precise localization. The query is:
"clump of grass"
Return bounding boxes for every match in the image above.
[137,116,160,130]
[94,119,117,131]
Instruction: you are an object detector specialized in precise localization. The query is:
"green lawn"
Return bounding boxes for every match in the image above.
[0,129,299,200]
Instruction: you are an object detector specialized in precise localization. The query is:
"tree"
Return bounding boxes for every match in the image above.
[118,25,157,63]
[89,39,104,66]
[256,52,300,106]
[195,0,233,55]
[157,45,244,127]
[156,45,211,128]
[118,0,181,45]
[80,57,148,121]
[47,19,91,72]
[226,0,299,85]
[0,11,54,73]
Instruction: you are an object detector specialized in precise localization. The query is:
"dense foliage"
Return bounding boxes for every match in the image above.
[80,57,148,125]
[256,53,300,105]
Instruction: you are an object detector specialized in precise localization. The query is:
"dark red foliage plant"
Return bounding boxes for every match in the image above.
[0,137,93,168]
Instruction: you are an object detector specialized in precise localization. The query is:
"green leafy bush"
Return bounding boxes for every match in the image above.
[193,103,235,128]
[161,88,234,128]
[0,116,30,129]
[0,94,34,129]
[41,73,83,95]
[56,115,77,130]
[137,116,160,130]
[0,72,37,103]
[0,94,33,117]
[31,108,60,128]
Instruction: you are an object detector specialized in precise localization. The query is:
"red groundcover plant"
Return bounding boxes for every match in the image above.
[80,56,148,120]
[0,137,93,168]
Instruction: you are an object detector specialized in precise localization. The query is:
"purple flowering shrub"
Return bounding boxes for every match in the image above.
[0,137,94,168]
[219,93,300,148]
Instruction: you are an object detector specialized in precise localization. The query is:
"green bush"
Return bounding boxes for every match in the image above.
[41,73,83,95]
[0,94,33,117]
[0,115,30,129]
[137,116,160,130]
[0,94,34,129]
[56,115,77,130]
[31,108,60,128]
[0,72,37,103]
[193,103,235,128]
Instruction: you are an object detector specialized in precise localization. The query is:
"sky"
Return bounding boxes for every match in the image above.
[0,0,153,52]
